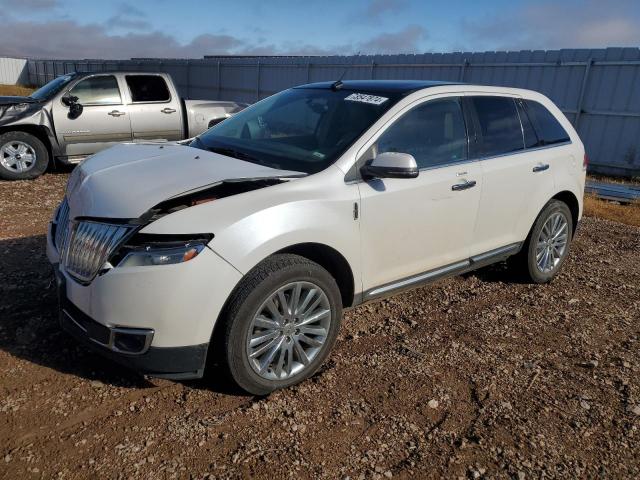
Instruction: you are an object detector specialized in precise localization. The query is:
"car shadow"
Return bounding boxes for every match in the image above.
[0,234,244,395]
[462,260,531,285]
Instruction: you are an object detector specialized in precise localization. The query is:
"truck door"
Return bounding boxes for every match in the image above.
[124,74,183,142]
[53,74,132,158]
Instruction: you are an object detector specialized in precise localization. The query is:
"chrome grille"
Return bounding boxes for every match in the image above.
[54,198,71,251]
[62,221,133,283]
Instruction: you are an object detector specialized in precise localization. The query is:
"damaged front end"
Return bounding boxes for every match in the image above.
[0,98,58,151]
[54,173,296,284]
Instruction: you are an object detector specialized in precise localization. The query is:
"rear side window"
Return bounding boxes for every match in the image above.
[69,75,121,105]
[524,100,570,146]
[377,98,467,169]
[516,99,540,148]
[126,75,171,102]
[471,96,524,157]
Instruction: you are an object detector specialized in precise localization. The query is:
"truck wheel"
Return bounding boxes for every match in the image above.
[509,200,573,283]
[221,254,342,395]
[0,131,49,180]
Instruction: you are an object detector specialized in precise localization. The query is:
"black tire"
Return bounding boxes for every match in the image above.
[509,199,573,283]
[0,131,49,180]
[220,254,342,395]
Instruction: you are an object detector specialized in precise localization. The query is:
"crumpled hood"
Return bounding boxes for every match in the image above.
[66,142,304,219]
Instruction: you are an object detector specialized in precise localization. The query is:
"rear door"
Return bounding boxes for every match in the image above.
[124,74,183,141]
[469,95,555,255]
[358,95,482,292]
[53,74,132,157]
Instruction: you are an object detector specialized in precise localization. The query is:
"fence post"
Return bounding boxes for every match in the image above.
[574,58,593,130]
[216,61,221,100]
[459,59,468,82]
[370,61,376,79]
[185,60,191,99]
[256,61,261,101]
[307,63,311,83]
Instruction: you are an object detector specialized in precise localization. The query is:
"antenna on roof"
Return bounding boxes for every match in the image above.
[331,51,361,91]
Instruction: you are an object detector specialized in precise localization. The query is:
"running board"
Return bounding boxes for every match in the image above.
[361,242,522,302]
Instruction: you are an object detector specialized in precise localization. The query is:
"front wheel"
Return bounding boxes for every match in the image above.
[0,131,49,180]
[221,254,342,395]
[510,199,573,283]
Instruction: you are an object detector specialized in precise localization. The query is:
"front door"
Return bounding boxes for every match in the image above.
[53,74,132,157]
[358,96,482,293]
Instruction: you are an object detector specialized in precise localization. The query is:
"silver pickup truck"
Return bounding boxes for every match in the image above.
[0,71,246,180]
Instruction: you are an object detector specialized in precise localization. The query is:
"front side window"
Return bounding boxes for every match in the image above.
[524,100,570,146]
[195,87,401,174]
[126,75,171,103]
[472,96,524,157]
[69,76,121,105]
[377,98,467,169]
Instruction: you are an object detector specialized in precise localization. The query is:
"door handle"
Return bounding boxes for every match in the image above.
[107,110,126,117]
[532,163,550,172]
[161,108,177,114]
[451,180,477,191]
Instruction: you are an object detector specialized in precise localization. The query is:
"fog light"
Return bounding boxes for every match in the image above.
[110,328,154,354]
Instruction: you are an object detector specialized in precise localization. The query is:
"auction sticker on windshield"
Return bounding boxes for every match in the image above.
[344,93,389,105]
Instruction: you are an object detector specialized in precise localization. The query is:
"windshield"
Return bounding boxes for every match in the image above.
[29,74,75,101]
[193,87,401,174]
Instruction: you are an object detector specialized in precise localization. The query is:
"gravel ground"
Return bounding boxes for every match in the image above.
[1,173,639,479]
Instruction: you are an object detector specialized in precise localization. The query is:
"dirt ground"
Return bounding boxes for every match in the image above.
[1,172,639,480]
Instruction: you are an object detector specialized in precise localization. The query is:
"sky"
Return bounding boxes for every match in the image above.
[0,0,638,59]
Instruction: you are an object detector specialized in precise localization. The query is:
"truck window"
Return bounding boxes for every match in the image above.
[69,76,121,105]
[126,75,171,103]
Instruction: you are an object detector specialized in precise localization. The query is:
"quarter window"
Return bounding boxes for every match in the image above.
[126,75,171,103]
[69,76,121,105]
[377,98,467,169]
[516,99,540,148]
[524,100,570,146]
[472,96,524,157]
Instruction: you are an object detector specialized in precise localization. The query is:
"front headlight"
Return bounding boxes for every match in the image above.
[118,243,206,268]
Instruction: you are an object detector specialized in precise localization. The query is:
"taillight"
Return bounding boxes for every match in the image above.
[583,153,589,170]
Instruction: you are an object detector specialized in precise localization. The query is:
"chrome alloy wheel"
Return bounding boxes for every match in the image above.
[246,281,331,381]
[0,140,37,173]
[535,212,569,273]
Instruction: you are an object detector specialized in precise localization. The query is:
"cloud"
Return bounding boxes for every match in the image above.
[363,0,407,21]
[105,3,151,31]
[462,0,640,50]
[0,19,251,59]
[0,0,57,9]
[0,14,430,59]
[348,0,407,24]
[358,24,426,54]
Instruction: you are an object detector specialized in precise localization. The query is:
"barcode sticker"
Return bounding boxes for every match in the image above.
[344,93,389,105]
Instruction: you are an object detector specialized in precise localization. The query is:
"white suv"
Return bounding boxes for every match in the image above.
[47,80,586,394]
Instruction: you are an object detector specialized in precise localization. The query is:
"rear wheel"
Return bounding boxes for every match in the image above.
[0,131,49,180]
[221,254,342,395]
[509,200,573,283]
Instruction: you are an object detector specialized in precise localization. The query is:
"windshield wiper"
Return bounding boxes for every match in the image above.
[206,146,261,164]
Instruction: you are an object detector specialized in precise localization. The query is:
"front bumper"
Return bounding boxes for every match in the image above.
[47,221,243,379]
[57,268,208,379]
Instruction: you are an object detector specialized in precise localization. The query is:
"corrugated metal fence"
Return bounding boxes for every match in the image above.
[21,48,640,176]
[0,57,28,85]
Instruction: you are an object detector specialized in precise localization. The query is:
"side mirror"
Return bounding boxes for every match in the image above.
[62,95,79,106]
[360,152,419,180]
[68,102,83,119]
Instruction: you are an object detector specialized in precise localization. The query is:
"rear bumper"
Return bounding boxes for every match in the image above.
[56,267,208,380]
